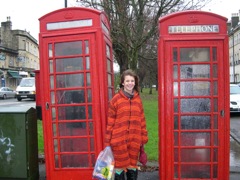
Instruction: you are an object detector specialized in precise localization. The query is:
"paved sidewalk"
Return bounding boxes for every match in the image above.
[229,126,240,180]
[39,160,240,180]
[39,129,240,180]
[39,153,240,180]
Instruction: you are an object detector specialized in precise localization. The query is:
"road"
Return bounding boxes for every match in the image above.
[0,97,36,108]
[230,113,240,144]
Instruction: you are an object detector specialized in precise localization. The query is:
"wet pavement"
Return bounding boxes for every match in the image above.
[230,137,240,170]
[230,113,240,173]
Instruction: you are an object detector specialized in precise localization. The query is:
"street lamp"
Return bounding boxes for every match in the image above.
[65,0,67,8]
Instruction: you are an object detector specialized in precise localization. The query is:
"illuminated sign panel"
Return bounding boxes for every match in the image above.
[168,25,219,33]
[47,19,92,30]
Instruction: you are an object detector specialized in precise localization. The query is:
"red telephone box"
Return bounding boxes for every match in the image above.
[158,11,230,179]
[38,7,114,179]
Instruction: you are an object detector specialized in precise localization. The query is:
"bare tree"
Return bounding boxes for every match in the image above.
[76,0,212,75]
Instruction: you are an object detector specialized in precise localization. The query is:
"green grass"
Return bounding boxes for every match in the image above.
[140,89,158,161]
[37,88,159,160]
[37,120,44,153]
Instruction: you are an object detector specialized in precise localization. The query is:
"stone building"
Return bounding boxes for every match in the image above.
[0,17,39,89]
[228,12,240,84]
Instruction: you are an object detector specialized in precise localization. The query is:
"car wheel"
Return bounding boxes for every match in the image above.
[17,97,22,101]
[3,94,7,99]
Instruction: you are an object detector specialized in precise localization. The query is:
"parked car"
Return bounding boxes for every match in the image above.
[0,87,16,99]
[230,84,240,113]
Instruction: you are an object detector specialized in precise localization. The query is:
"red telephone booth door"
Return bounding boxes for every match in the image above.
[160,40,229,179]
[41,34,104,179]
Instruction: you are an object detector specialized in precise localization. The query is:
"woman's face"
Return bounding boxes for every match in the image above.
[122,75,135,94]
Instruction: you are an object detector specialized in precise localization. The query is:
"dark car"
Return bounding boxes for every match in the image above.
[0,87,16,99]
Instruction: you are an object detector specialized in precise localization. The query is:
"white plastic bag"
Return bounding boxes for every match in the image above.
[93,146,115,180]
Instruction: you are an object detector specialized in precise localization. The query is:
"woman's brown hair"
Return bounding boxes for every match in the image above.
[119,69,139,93]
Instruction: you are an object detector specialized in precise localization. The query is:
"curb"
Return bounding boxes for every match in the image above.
[230,166,240,173]
[230,130,240,145]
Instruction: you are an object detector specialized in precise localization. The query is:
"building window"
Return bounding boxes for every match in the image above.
[9,57,14,66]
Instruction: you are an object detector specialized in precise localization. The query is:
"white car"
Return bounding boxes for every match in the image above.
[16,77,36,101]
[230,84,240,113]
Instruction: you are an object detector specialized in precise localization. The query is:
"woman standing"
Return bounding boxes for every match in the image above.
[105,69,148,180]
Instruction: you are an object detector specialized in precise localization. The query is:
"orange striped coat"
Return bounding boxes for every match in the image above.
[105,89,148,169]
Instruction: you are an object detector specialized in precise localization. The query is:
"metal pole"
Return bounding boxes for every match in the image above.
[65,0,67,8]
[233,32,235,83]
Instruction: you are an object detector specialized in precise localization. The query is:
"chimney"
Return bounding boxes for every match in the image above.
[1,16,12,31]
[231,13,239,28]
[227,22,232,34]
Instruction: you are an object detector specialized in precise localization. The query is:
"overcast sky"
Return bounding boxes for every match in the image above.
[0,0,239,40]
[202,0,240,19]
[0,0,77,40]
